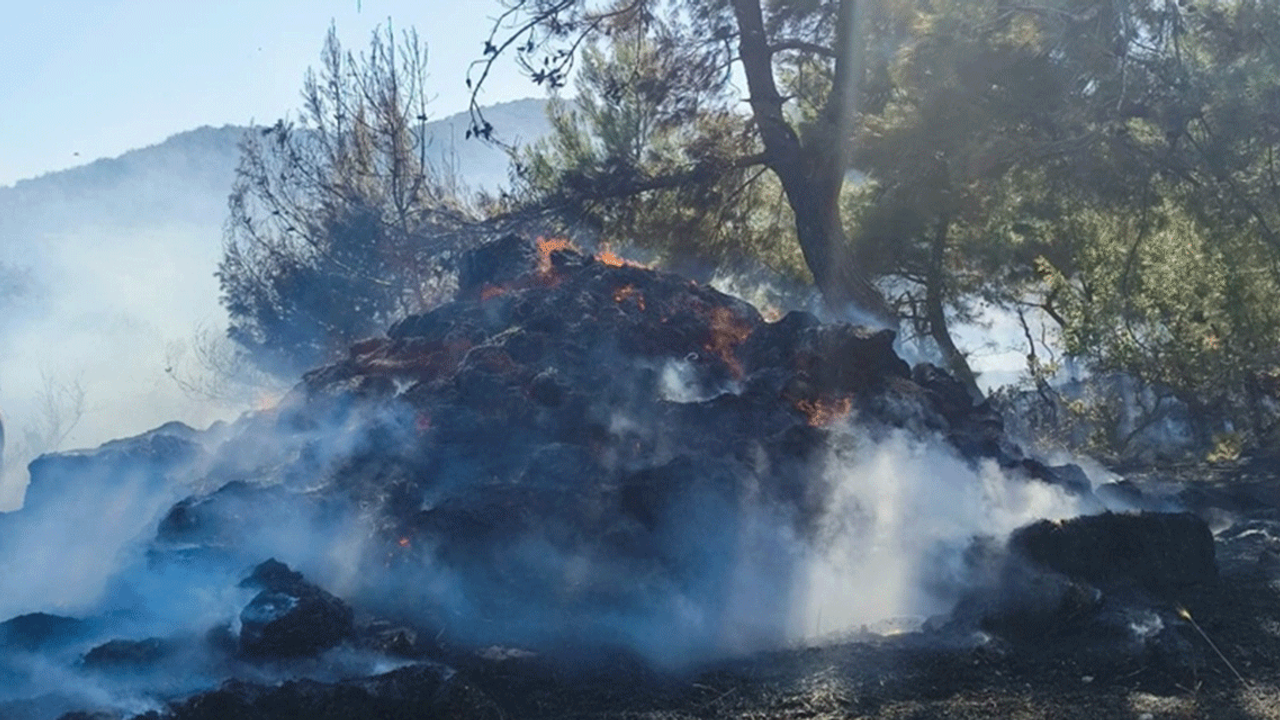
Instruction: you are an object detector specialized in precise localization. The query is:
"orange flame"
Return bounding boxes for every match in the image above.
[796,396,853,427]
[705,306,753,378]
[599,249,627,267]
[535,237,647,276]
[397,537,411,548]
[536,236,577,275]
[598,242,648,268]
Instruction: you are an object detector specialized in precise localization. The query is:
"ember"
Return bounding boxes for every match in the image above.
[703,305,753,378]
[598,245,643,268]
[535,236,576,275]
[613,284,646,310]
[796,395,853,427]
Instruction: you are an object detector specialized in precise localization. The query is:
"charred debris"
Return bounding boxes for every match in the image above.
[2,234,1268,720]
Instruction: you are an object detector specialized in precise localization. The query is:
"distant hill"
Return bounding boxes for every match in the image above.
[416,98,554,193]
[0,97,549,245]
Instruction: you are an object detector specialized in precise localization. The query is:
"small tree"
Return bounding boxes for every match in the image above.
[221,24,480,375]
[514,27,808,283]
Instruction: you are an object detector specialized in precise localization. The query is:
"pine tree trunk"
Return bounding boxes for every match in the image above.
[926,215,983,401]
[731,0,896,326]
[781,161,896,325]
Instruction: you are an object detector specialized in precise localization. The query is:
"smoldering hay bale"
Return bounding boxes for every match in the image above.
[17,234,1099,653]
[943,510,1217,658]
[1010,511,1217,591]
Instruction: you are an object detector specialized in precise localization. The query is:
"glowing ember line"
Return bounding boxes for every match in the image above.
[599,249,631,267]
[536,237,645,274]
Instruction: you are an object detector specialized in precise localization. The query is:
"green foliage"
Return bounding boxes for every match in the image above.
[1013,0,1280,448]
[841,0,1099,392]
[482,0,909,321]
[514,31,808,281]
[1040,194,1280,442]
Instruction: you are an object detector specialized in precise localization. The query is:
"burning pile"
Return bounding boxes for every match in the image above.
[0,235,1222,719]
[284,235,1093,645]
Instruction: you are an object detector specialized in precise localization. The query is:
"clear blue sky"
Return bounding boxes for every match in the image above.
[0,0,536,186]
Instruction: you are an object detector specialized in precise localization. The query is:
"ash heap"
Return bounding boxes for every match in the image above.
[0,236,1233,719]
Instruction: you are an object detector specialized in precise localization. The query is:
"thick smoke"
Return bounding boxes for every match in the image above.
[0,415,410,718]
[784,428,1080,642]
[0,362,1092,720]
[0,230,262,511]
[0,410,1083,672]
[0,127,267,511]
[643,351,1083,652]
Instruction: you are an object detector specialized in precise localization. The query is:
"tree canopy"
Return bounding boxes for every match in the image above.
[469,0,1280,454]
[512,26,808,283]
[472,0,903,323]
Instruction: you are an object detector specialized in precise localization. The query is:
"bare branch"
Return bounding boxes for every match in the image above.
[467,0,650,144]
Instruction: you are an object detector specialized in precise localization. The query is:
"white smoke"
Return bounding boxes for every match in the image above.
[783,428,1081,643]
[0,222,254,511]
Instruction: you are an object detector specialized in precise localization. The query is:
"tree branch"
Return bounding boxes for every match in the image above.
[731,0,799,170]
[769,39,837,58]
[554,152,770,202]
[468,0,650,144]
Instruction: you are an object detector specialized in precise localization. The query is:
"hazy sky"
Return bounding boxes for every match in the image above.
[0,0,536,186]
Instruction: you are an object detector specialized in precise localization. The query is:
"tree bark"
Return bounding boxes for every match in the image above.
[926,215,984,401]
[731,0,896,326]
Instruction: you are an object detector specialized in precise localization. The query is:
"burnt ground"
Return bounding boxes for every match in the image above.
[435,458,1280,720]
